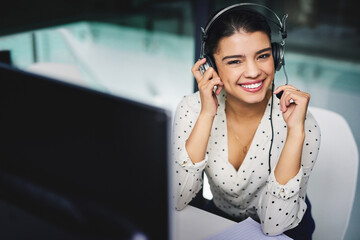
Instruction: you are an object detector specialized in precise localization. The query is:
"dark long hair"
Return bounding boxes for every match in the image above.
[204,7,272,57]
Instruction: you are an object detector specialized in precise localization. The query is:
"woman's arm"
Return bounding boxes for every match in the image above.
[257,85,319,236]
[173,59,223,210]
[274,128,304,184]
[186,59,223,163]
[273,85,311,184]
[172,94,208,210]
[258,113,320,236]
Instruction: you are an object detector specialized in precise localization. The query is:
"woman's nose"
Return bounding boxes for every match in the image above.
[243,60,261,78]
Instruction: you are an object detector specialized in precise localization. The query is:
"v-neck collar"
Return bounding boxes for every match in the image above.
[217,90,273,174]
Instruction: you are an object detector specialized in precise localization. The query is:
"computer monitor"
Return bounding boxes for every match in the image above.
[0,63,171,240]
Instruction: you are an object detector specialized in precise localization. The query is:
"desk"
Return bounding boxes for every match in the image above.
[172,205,236,240]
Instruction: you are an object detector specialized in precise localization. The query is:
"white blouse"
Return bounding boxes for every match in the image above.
[172,89,321,236]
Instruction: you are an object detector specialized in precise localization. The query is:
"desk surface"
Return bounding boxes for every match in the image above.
[172,205,236,240]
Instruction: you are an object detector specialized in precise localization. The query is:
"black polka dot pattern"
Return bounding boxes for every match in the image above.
[172,90,321,235]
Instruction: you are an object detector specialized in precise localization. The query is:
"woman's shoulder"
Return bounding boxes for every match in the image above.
[305,108,321,136]
[176,91,201,112]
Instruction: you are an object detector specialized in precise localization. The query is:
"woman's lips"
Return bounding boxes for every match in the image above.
[238,80,265,93]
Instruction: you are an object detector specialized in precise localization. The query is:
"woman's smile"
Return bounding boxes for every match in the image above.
[238,79,265,92]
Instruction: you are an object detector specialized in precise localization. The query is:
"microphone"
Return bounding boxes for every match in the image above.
[276,91,283,99]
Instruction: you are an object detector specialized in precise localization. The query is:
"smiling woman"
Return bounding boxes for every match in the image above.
[173,3,320,240]
[214,31,274,103]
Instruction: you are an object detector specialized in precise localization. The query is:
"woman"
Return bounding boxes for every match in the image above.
[173,5,320,239]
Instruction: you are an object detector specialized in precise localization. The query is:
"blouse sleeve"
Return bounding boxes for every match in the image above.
[257,111,321,236]
[172,94,208,211]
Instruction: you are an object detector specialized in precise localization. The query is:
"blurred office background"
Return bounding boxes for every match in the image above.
[0,0,359,239]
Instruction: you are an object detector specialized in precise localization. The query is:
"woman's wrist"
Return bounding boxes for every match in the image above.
[199,110,217,119]
[287,126,305,139]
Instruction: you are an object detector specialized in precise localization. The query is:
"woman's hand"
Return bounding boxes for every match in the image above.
[192,58,224,117]
[273,85,310,132]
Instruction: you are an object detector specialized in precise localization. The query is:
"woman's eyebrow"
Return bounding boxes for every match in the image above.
[256,47,272,55]
[222,54,244,61]
[221,47,272,61]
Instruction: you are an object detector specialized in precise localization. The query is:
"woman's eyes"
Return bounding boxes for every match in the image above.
[227,60,241,65]
[258,53,271,59]
[226,54,271,65]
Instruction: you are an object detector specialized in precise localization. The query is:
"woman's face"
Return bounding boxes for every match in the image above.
[213,30,275,105]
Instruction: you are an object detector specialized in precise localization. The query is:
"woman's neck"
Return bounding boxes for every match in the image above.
[225,90,272,122]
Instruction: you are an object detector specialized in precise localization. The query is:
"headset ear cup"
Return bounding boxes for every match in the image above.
[205,55,217,73]
[272,42,284,71]
[271,42,279,71]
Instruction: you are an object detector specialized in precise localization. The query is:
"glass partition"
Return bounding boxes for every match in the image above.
[0,1,195,113]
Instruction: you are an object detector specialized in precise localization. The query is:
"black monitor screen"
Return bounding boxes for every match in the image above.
[0,63,170,240]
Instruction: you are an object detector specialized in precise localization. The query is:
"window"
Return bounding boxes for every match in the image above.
[0,0,196,113]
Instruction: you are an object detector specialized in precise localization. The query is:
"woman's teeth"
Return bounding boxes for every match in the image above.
[241,81,263,89]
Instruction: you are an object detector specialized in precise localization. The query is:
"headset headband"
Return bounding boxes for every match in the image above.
[201,3,288,44]
[199,3,289,75]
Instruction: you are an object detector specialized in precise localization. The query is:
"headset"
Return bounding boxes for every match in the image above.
[198,3,289,174]
[199,2,288,75]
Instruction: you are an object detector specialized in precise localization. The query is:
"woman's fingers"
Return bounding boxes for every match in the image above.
[273,84,298,94]
[274,85,303,111]
[278,87,310,113]
[194,61,223,96]
[281,90,297,112]
[215,82,224,95]
[192,58,221,85]
[191,59,224,116]
[191,58,207,82]
[200,77,222,94]
[200,67,217,84]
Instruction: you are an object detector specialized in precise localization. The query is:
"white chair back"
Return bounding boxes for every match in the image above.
[307,106,358,240]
